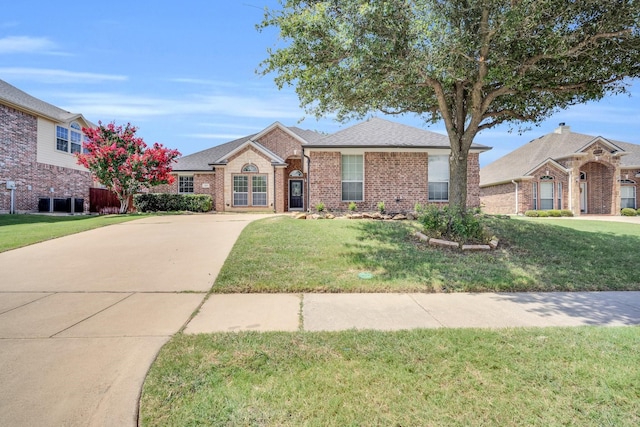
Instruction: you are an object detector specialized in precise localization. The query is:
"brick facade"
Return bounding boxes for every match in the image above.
[481,139,625,215]
[1,103,91,213]
[309,150,483,213]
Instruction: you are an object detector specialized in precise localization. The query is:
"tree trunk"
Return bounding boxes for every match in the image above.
[118,194,130,214]
[449,150,469,211]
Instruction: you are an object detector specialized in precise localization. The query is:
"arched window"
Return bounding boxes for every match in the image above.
[242,163,258,173]
[289,169,303,177]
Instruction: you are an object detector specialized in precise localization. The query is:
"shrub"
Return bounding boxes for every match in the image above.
[348,202,357,212]
[548,209,562,217]
[315,202,325,212]
[621,207,637,216]
[537,211,550,217]
[417,205,487,243]
[524,210,539,217]
[637,208,640,216]
[377,201,385,213]
[560,210,574,217]
[134,193,212,212]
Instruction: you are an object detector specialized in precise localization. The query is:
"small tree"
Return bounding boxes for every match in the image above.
[76,122,180,213]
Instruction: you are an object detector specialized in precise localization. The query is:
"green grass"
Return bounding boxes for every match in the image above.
[140,327,640,426]
[0,214,144,252]
[213,216,640,293]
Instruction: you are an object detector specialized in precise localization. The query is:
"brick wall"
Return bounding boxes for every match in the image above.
[309,151,341,210]
[256,127,302,160]
[480,182,518,214]
[309,150,483,212]
[1,103,91,213]
[363,152,428,212]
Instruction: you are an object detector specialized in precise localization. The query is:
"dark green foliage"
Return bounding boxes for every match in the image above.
[133,193,212,212]
[417,205,486,243]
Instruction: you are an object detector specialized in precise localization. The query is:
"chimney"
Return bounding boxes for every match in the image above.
[554,122,571,134]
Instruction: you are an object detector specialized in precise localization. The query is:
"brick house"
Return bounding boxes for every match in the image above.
[480,124,640,215]
[157,118,490,213]
[0,79,94,214]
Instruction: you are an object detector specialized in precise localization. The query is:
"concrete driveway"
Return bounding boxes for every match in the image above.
[0,213,268,426]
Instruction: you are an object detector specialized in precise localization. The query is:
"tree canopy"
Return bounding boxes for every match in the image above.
[77,122,180,213]
[259,0,640,209]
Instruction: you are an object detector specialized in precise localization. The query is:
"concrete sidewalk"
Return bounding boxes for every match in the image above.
[185,291,640,333]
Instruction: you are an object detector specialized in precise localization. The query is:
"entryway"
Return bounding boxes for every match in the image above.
[289,179,304,210]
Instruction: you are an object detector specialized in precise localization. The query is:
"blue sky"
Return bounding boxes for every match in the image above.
[2,1,639,166]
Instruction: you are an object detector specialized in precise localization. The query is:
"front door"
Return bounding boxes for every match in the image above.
[289,180,304,210]
[580,182,587,213]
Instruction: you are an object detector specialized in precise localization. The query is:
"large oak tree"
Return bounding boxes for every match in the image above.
[259,0,640,210]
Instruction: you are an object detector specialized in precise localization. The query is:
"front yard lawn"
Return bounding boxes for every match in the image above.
[140,327,640,426]
[0,214,144,252]
[213,216,640,293]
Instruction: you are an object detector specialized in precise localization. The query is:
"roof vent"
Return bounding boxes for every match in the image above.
[554,123,571,134]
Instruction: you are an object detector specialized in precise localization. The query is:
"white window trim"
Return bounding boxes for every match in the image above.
[428,155,449,202]
[178,175,194,194]
[341,154,364,202]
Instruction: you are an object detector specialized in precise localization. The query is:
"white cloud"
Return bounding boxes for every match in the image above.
[0,67,128,83]
[185,133,247,140]
[0,36,65,55]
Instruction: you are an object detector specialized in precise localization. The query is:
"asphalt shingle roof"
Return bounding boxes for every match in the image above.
[480,129,640,186]
[307,117,490,149]
[0,78,92,125]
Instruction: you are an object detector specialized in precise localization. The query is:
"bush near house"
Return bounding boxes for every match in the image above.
[416,205,487,243]
[621,207,637,216]
[133,193,212,212]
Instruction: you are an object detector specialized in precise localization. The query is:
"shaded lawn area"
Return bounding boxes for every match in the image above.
[0,214,144,252]
[213,216,640,293]
[140,327,640,426]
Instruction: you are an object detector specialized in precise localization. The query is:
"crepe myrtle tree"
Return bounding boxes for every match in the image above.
[76,122,180,213]
[259,0,640,211]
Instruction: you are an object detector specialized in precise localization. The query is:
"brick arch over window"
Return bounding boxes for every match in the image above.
[579,161,615,214]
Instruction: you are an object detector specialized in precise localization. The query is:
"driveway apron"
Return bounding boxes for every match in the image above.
[0,214,267,426]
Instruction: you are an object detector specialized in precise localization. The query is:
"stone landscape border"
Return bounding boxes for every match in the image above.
[292,211,498,251]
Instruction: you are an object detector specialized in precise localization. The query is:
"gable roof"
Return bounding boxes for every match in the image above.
[0,79,94,126]
[210,139,286,166]
[306,117,491,150]
[480,128,640,186]
[173,124,325,171]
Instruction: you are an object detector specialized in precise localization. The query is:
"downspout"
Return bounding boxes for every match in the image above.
[273,165,277,213]
[511,180,518,215]
[302,148,311,212]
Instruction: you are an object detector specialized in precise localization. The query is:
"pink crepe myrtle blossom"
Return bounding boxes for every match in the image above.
[76,121,180,213]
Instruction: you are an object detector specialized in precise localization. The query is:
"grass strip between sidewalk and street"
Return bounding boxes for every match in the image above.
[140,327,640,426]
[212,215,640,293]
[0,214,144,252]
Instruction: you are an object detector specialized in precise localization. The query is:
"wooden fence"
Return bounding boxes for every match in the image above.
[89,188,134,213]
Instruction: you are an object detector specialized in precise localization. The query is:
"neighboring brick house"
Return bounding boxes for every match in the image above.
[0,79,94,214]
[157,118,490,213]
[480,124,640,215]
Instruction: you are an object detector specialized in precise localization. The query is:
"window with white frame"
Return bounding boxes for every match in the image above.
[428,155,449,201]
[233,175,249,206]
[532,182,538,210]
[557,182,562,210]
[233,165,268,207]
[179,176,194,193]
[620,181,636,209]
[341,154,363,201]
[252,175,268,206]
[57,121,85,154]
[540,177,554,210]
[56,126,69,152]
